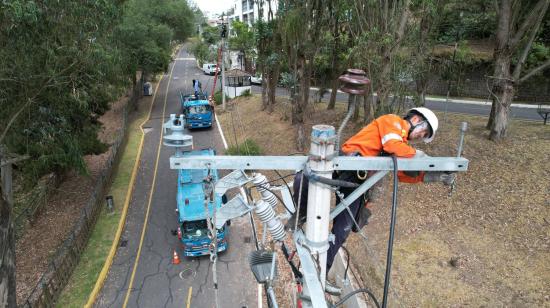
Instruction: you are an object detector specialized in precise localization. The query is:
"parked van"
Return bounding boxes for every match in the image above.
[202,63,219,75]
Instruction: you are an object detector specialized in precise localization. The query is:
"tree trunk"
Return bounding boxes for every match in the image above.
[0,173,17,308]
[327,79,338,110]
[489,79,515,140]
[293,55,310,151]
[261,66,268,110]
[266,63,279,113]
[326,9,340,111]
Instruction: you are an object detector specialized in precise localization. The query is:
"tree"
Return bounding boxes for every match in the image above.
[202,25,221,45]
[487,0,550,140]
[229,21,255,72]
[0,168,16,308]
[255,0,281,113]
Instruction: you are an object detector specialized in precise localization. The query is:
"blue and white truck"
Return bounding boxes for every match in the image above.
[180,93,213,129]
[163,115,228,257]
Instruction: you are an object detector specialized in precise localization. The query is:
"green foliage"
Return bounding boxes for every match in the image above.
[226,139,261,156]
[434,0,496,43]
[191,40,214,66]
[202,26,221,45]
[240,89,251,97]
[213,90,230,105]
[0,0,197,185]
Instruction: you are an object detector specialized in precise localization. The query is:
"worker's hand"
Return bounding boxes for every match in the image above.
[423,171,456,186]
[414,149,429,158]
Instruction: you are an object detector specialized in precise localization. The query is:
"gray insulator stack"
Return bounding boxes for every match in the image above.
[254,200,286,241]
[253,174,278,208]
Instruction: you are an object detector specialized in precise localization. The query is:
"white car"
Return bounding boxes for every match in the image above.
[202,63,219,75]
[250,74,263,85]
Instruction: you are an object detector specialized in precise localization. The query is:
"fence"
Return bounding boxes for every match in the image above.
[13,174,60,239]
[18,76,142,307]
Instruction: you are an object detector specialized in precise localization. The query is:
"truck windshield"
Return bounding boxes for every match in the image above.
[188,105,210,114]
[182,220,208,238]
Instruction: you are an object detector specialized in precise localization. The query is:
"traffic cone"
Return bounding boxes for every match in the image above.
[172,249,181,265]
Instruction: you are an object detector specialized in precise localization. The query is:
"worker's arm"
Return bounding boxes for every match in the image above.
[378,120,423,183]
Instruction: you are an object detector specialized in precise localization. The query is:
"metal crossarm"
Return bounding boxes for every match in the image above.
[170,155,468,172]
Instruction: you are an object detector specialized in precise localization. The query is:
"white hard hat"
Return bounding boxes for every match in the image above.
[409,107,438,143]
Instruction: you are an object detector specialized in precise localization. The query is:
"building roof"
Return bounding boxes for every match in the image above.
[225,69,251,77]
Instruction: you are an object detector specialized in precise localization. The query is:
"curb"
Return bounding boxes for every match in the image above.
[84,78,163,307]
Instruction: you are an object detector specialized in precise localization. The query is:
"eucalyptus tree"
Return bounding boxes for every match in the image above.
[278,0,330,150]
[255,0,280,113]
[229,21,256,72]
[345,0,416,118]
[0,1,125,306]
[487,0,549,140]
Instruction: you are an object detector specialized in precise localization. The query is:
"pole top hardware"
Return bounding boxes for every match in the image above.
[338,69,370,95]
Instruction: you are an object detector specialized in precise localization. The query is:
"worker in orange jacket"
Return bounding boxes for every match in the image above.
[291,107,455,294]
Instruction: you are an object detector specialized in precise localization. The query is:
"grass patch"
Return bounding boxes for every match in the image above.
[217,94,550,306]
[56,96,152,308]
[226,138,261,155]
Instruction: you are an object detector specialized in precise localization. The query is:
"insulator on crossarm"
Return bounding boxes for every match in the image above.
[254,200,286,241]
[252,174,278,208]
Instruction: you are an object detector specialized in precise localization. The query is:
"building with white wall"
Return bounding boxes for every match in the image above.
[227,0,278,27]
[226,0,278,72]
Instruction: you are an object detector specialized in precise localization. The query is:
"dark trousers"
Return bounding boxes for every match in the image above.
[293,172,363,272]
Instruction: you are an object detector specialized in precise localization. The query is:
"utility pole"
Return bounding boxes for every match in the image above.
[220,14,227,111]
[305,125,336,289]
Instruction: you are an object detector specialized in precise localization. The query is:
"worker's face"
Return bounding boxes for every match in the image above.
[408,115,430,141]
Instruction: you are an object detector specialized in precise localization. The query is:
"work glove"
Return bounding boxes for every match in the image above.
[423,171,456,186]
[414,149,429,158]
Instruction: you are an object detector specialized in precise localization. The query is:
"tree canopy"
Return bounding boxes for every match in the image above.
[0,0,197,185]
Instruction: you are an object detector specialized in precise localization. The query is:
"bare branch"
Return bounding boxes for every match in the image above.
[510,0,549,47]
[0,99,33,144]
[512,0,549,80]
[518,59,550,84]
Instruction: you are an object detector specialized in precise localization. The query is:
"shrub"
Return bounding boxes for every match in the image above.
[213,90,230,105]
[226,139,261,155]
[240,89,251,97]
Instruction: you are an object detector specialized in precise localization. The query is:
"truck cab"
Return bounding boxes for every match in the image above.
[180,93,213,129]
[177,148,228,257]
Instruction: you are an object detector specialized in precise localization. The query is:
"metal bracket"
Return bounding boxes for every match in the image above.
[294,231,328,308]
[311,134,336,145]
[330,171,389,220]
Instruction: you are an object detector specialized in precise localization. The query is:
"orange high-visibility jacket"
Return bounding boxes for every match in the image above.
[341,114,424,183]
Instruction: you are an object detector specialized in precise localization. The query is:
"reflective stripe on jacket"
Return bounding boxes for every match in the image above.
[341,114,424,183]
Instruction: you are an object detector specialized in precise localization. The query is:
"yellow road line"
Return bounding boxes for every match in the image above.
[122,63,176,307]
[85,78,163,308]
[186,286,193,308]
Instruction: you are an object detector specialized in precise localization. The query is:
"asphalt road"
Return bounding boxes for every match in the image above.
[248,85,543,121]
[96,47,257,308]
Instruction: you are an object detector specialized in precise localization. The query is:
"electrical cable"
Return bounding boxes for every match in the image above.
[254,182,294,215]
[340,246,351,282]
[304,167,359,188]
[274,170,297,208]
[281,243,303,279]
[264,172,295,185]
[382,156,399,308]
[330,288,381,308]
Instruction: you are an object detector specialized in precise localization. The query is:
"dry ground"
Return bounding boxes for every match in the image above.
[216,95,550,307]
[15,94,128,303]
